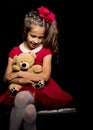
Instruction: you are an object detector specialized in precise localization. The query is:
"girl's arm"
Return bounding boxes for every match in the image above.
[9,77,34,86]
[3,57,16,82]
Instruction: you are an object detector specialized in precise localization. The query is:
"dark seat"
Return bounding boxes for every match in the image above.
[36,107,79,130]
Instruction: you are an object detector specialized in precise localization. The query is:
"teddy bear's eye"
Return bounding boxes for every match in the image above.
[21,60,26,63]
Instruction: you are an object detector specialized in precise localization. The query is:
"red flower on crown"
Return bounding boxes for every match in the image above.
[37,6,55,24]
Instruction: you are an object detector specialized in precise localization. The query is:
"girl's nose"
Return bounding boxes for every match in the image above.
[34,38,39,43]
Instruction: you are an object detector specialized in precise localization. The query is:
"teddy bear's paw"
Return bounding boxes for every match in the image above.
[33,65,42,73]
[33,80,45,89]
[13,65,20,71]
[9,87,18,95]
[8,83,22,95]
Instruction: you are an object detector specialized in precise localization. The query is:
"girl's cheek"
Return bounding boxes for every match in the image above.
[27,37,32,42]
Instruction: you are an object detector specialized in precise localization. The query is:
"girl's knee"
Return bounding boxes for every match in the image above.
[24,104,37,123]
[14,91,34,107]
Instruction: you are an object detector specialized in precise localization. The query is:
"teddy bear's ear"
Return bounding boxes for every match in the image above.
[30,52,36,59]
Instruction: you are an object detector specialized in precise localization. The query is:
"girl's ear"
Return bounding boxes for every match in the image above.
[24,27,26,34]
[22,27,27,41]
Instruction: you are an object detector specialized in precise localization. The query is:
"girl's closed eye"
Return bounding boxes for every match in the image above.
[30,34,44,39]
[30,34,36,38]
[38,36,44,39]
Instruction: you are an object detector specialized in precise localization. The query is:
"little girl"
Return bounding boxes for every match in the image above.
[0,6,73,130]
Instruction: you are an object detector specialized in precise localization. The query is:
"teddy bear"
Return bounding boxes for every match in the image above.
[8,52,45,95]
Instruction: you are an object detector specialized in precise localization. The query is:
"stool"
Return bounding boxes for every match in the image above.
[37,107,76,115]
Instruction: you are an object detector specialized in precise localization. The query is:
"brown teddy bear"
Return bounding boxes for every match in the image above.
[9,52,45,95]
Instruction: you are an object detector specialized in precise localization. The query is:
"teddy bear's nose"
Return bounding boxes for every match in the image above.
[22,63,26,68]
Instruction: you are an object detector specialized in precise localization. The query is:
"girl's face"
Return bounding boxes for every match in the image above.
[25,24,45,50]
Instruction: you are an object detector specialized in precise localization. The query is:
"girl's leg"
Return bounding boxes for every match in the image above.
[23,104,37,130]
[9,91,35,130]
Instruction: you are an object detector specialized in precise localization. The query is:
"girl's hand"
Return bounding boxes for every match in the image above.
[8,72,19,81]
[19,78,35,85]
[9,77,35,86]
[18,71,43,82]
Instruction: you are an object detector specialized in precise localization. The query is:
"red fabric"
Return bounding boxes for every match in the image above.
[0,45,73,109]
[0,90,14,107]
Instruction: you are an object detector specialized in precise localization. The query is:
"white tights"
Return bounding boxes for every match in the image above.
[9,91,36,130]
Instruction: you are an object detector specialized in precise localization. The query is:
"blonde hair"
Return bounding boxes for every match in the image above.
[23,9,59,53]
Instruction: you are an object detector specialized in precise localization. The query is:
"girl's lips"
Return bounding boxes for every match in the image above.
[32,43,37,47]
[31,43,38,48]
[32,43,37,46]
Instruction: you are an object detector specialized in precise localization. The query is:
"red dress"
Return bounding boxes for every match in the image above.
[0,44,73,109]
